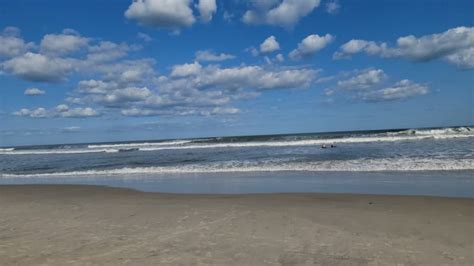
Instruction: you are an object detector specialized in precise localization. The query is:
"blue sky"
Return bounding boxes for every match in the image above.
[0,0,473,146]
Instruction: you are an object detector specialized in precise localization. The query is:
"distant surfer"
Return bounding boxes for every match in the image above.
[321,144,336,149]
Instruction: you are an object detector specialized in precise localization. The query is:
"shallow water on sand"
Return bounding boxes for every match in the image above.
[1,170,473,198]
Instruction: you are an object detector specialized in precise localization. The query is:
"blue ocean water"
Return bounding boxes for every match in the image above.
[1,127,473,197]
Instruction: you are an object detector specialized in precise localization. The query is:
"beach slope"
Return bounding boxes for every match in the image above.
[0,185,472,265]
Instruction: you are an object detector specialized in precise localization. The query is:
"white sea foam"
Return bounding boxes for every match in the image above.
[2,158,473,178]
[87,140,192,149]
[0,149,118,155]
[138,134,471,151]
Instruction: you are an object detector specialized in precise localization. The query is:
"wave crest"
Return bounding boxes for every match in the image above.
[2,158,473,178]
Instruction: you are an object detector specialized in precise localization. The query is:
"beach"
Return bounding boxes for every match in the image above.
[0,185,472,265]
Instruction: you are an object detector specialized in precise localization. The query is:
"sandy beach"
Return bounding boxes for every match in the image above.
[0,185,472,265]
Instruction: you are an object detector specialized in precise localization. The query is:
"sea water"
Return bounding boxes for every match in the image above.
[1,127,473,197]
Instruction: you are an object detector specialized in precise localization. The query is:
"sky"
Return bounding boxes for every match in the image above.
[0,0,473,146]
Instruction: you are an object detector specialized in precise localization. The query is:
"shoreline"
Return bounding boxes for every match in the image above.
[1,183,473,198]
[1,184,473,265]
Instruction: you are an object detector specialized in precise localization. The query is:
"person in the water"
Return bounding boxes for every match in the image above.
[321,144,336,149]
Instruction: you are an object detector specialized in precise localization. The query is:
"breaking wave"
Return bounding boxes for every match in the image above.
[1,126,472,155]
[2,157,473,178]
[87,140,192,149]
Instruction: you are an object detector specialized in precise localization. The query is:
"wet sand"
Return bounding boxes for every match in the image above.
[0,185,473,265]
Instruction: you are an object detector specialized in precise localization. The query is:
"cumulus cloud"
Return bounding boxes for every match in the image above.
[1,29,140,83]
[275,53,285,62]
[336,69,388,90]
[260,35,280,53]
[195,50,235,62]
[125,0,195,29]
[14,108,48,118]
[2,52,78,82]
[246,47,259,57]
[137,32,153,42]
[0,26,34,58]
[326,68,428,102]
[325,0,340,14]
[158,64,319,95]
[334,26,474,69]
[77,79,115,94]
[24,88,46,96]
[211,107,240,115]
[170,61,202,77]
[14,105,100,118]
[223,11,235,22]
[445,47,474,69]
[2,26,326,119]
[87,41,138,63]
[289,34,334,60]
[243,0,321,29]
[40,29,89,55]
[198,0,217,22]
[102,87,152,105]
[360,80,428,102]
[57,106,101,118]
[68,63,319,117]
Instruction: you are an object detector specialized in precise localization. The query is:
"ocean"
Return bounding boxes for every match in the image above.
[1,126,473,197]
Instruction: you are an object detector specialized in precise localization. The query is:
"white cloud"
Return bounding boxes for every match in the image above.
[170,61,202,77]
[2,26,21,37]
[137,32,153,42]
[246,47,259,57]
[55,104,69,112]
[14,105,101,118]
[334,26,474,69]
[275,53,285,62]
[195,50,235,61]
[325,0,340,14]
[40,30,89,55]
[125,0,195,29]
[87,41,137,63]
[198,0,217,23]
[13,108,48,118]
[223,11,235,22]
[161,64,318,92]
[2,27,329,118]
[211,107,240,115]
[59,106,101,118]
[77,80,116,94]
[102,87,152,104]
[445,47,474,69]
[69,63,319,117]
[289,34,334,60]
[2,37,135,83]
[260,35,280,53]
[0,27,34,58]
[336,69,387,90]
[2,52,78,82]
[24,88,46,96]
[243,0,321,29]
[360,80,428,102]
[325,68,429,102]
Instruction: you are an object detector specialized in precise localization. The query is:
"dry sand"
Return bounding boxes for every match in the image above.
[0,185,473,265]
